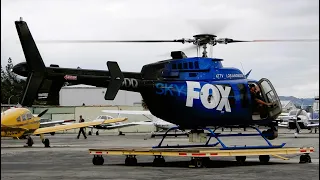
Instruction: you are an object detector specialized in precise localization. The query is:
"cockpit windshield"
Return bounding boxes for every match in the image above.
[289,110,297,116]
[289,110,308,116]
[97,115,112,120]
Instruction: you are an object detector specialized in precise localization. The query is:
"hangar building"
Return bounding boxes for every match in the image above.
[59,84,143,106]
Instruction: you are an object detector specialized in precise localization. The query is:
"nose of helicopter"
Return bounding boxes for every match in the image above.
[12,62,29,77]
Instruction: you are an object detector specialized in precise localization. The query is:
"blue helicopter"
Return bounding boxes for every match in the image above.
[12,19,318,149]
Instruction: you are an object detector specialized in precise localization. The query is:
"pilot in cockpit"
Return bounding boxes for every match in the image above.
[249,84,273,117]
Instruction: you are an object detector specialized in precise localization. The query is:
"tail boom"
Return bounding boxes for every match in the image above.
[13,18,142,106]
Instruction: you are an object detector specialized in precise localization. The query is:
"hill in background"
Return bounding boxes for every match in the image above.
[279,96,316,107]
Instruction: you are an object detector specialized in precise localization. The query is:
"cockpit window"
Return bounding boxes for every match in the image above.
[189,62,194,69]
[289,110,308,116]
[172,64,177,69]
[100,115,107,119]
[194,61,199,69]
[22,114,27,121]
[27,112,33,119]
[261,81,277,103]
[183,62,188,69]
[98,115,110,119]
[289,110,297,116]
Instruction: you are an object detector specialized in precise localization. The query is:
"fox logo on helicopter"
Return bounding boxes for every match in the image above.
[155,81,232,112]
[186,81,232,112]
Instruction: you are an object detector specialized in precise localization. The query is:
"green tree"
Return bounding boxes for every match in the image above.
[1,58,68,106]
[1,58,25,104]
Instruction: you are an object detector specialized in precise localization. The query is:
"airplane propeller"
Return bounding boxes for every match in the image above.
[37,109,49,117]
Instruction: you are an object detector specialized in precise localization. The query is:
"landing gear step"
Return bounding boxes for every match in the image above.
[89,146,314,168]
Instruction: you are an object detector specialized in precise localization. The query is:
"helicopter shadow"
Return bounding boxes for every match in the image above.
[107,160,290,169]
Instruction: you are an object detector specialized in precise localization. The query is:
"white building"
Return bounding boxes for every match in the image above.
[59,84,143,106]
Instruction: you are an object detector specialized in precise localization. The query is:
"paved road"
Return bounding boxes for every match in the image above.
[1,130,319,180]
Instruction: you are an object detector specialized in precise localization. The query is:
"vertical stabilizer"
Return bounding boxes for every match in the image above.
[15,18,46,106]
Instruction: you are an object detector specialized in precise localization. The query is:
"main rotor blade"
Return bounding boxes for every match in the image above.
[36,40,188,43]
[249,39,319,42]
[218,38,319,44]
[217,38,319,44]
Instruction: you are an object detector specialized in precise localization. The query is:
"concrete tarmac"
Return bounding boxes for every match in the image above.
[1,129,319,180]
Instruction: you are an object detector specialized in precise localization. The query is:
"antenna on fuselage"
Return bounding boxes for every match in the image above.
[240,62,245,75]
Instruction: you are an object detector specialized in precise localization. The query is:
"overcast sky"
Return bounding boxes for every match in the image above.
[1,0,319,98]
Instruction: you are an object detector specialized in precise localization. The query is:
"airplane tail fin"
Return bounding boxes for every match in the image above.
[15,19,46,106]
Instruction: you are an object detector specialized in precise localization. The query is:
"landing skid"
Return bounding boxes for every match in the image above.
[152,126,284,150]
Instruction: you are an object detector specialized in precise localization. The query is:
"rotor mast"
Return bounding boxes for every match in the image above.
[193,34,218,58]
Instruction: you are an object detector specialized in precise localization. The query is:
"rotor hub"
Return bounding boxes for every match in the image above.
[193,34,217,46]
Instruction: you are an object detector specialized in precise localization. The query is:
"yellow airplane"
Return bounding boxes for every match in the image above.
[1,107,127,147]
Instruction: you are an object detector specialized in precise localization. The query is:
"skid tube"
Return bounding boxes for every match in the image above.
[152,126,286,150]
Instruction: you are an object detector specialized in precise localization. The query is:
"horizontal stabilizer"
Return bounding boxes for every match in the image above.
[105,61,124,100]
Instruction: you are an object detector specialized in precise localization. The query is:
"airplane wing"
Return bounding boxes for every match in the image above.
[102,110,152,115]
[309,119,319,123]
[277,123,288,128]
[39,119,76,127]
[32,118,127,135]
[102,121,154,130]
[90,120,154,130]
[307,123,319,127]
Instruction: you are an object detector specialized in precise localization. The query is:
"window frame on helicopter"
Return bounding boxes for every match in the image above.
[248,78,282,120]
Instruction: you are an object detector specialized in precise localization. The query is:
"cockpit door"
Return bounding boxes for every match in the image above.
[258,78,282,119]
